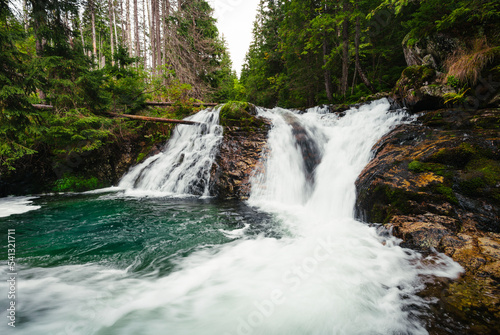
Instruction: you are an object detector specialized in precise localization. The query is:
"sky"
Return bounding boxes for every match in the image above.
[209,0,260,76]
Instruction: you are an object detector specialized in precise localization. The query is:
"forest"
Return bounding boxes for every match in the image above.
[1,0,499,179]
[0,0,240,174]
[242,0,500,107]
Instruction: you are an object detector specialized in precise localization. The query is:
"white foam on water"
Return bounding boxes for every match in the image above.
[0,196,41,218]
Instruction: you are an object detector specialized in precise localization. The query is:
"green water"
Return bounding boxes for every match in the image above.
[0,193,272,276]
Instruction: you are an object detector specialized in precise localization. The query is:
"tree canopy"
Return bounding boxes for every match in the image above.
[241,0,500,108]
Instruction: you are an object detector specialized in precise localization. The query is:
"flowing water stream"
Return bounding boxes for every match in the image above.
[0,99,462,334]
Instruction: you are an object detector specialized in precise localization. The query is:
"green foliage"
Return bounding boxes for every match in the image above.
[43,108,113,155]
[447,75,460,89]
[53,175,102,192]
[219,102,265,130]
[444,88,470,105]
[242,0,499,108]
[0,5,42,169]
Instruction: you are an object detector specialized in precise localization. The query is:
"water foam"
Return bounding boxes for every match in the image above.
[118,107,222,197]
[0,196,40,218]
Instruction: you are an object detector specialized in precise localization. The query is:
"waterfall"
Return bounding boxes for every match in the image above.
[4,100,463,335]
[249,99,408,218]
[118,108,223,197]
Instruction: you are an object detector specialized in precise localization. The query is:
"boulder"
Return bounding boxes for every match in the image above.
[355,108,500,329]
[391,65,458,112]
[210,102,271,199]
[402,33,461,70]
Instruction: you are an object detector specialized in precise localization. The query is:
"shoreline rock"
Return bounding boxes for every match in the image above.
[355,108,500,331]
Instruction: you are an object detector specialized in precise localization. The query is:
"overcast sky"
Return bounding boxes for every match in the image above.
[209,0,260,76]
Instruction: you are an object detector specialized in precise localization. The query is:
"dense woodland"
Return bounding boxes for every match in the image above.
[1,0,499,182]
[0,0,240,172]
[242,0,500,107]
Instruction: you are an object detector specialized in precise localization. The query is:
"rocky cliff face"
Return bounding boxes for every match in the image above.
[210,102,270,199]
[355,108,500,331]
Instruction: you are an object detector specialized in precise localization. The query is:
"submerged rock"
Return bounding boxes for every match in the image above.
[355,108,500,330]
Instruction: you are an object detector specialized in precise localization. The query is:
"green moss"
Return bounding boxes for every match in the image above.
[429,143,477,168]
[53,175,102,192]
[408,160,425,172]
[400,65,436,88]
[459,177,486,197]
[456,158,500,201]
[408,160,450,177]
[219,101,265,130]
[369,185,426,223]
[136,152,147,163]
[466,158,500,186]
[436,186,458,204]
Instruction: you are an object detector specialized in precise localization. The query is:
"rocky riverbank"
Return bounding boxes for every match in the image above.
[355,107,500,332]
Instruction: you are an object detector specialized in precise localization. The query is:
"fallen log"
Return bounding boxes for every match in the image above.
[32,104,54,109]
[107,112,200,125]
[146,101,218,107]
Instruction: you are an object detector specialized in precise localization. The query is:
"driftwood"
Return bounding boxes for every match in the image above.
[107,112,200,125]
[146,101,218,107]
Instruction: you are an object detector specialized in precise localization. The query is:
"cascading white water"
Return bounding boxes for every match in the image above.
[118,107,223,197]
[3,100,464,335]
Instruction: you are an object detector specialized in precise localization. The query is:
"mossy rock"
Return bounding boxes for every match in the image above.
[395,65,436,93]
[219,101,265,130]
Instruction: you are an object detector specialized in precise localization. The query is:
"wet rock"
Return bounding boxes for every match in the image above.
[390,214,454,250]
[282,113,322,181]
[210,102,271,199]
[355,108,500,329]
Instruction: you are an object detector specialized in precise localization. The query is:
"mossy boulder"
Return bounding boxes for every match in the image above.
[219,102,266,130]
[391,65,460,112]
[396,65,436,91]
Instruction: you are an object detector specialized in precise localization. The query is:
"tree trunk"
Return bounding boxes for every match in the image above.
[143,0,148,68]
[23,0,28,32]
[162,0,170,83]
[90,0,97,61]
[148,0,156,72]
[134,0,140,58]
[107,112,200,125]
[155,0,161,72]
[322,37,333,102]
[113,2,119,52]
[32,1,46,101]
[341,0,349,96]
[120,0,126,44]
[80,20,85,55]
[355,14,376,94]
[126,0,132,53]
[109,0,115,65]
